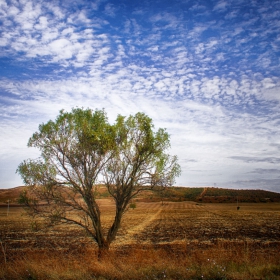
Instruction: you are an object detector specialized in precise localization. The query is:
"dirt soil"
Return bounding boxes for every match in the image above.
[1,201,280,255]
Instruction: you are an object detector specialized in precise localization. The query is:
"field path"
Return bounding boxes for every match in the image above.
[197,187,207,200]
[115,202,162,245]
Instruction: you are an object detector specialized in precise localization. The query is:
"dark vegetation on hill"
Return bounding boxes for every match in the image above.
[138,187,280,203]
[1,185,280,206]
[196,187,280,203]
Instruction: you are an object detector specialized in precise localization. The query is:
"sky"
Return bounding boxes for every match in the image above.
[0,0,280,192]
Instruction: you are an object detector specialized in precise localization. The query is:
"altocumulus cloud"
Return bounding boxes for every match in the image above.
[0,0,280,192]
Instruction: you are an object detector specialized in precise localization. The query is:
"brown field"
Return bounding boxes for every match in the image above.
[1,201,280,279]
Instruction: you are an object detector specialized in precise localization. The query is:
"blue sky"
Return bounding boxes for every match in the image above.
[1,0,280,192]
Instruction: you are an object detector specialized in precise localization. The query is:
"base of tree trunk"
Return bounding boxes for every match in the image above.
[98,246,110,260]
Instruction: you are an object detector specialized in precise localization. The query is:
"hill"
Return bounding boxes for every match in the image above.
[139,186,280,203]
[194,187,280,203]
[0,186,26,206]
[0,185,280,206]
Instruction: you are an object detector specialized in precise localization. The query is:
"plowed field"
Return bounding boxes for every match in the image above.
[1,201,280,253]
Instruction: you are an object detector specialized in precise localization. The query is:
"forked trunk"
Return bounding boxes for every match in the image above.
[106,207,123,245]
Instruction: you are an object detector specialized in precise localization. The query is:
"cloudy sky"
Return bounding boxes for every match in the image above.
[1,0,280,192]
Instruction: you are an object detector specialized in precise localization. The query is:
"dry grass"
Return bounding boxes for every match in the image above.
[1,202,280,279]
[1,243,280,280]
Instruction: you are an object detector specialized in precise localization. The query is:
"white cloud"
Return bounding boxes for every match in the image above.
[213,1,228,12]
[35,16,49,30]
[104,3,117,17]
[1,72,280,189]
[0,0,113,68]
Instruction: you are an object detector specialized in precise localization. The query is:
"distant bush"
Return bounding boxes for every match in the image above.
[129,203,136,209]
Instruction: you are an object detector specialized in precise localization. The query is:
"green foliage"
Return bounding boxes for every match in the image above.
[18,190,29,205]
[129,202,136,209]
[152,187,204,202]
[17,160,57,187]
[18,190,37,207]
[106,112,181,194]
[18,108,114,190]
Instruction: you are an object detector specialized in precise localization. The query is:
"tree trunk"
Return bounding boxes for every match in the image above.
[97,241,110,260]
[107,207,124,245]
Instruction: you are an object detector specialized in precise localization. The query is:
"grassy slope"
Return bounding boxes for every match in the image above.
[0,186,26,205]
[1,185,280,206]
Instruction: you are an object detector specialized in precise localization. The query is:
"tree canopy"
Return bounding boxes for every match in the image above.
[17,108,181,252]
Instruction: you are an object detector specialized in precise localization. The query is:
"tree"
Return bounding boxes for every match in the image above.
[17,108,181,255]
